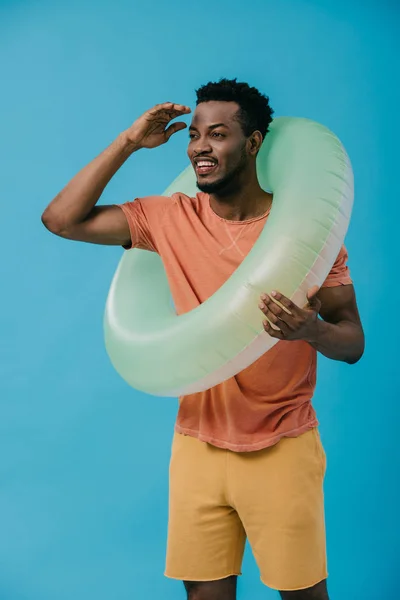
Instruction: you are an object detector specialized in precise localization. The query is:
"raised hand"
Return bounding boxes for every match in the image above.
[259,286,321,342]
[123,102,191,150]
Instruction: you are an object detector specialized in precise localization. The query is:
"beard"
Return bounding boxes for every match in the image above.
[195,149,248,196]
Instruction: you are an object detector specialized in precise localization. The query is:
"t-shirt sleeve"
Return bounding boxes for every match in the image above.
[116,195,171,252]
[321,245,353,288]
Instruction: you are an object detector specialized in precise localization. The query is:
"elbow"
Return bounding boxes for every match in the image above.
[41,209,68,237]
[41,208,57,232]
[345,333,365,365]
[346,354,363,365]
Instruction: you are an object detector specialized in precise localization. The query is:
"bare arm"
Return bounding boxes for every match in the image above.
[41,102,191,245]
[309,284,365,364]
[259,284,365,364]
[41,133,138,245]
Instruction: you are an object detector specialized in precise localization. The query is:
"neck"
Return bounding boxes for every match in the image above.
[208,173,272,221]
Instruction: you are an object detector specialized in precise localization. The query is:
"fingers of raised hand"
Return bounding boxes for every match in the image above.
[149,102,191,117]
[165,121,188,140]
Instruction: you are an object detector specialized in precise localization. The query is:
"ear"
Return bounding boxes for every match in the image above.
[248,130,263,156]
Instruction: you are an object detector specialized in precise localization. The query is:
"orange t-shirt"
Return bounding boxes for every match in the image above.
[118,192,352,452]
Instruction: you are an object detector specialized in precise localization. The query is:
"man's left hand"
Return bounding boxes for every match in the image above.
[259,286,321,342]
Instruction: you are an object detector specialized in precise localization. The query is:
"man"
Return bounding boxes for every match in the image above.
[42,78,364,600]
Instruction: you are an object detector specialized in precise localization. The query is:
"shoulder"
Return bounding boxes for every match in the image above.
[141,191,206,224]
[119,192,203,215]
[168,191,205,212]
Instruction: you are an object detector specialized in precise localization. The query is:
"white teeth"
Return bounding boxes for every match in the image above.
[197,161,215,167]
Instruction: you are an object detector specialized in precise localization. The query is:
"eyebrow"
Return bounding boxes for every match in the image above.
[188,123,229,131]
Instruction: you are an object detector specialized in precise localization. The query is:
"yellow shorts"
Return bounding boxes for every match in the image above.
[164,427,328,591]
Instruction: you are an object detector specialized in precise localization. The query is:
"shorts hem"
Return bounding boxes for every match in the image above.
[260,572,328,591]
[164,571,242,582]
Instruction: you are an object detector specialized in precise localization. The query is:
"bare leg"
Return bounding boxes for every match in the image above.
[279,579,329,600]
[184,575,238,600]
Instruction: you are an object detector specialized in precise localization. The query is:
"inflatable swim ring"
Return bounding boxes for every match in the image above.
[104,117,354,397]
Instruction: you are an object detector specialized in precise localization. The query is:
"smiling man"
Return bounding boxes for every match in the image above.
[42,78,364,600]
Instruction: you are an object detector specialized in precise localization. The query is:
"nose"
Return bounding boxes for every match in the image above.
[192,138,212,156]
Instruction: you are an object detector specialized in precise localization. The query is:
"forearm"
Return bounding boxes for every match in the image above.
[42,131,139,232]
[308,319,365,364]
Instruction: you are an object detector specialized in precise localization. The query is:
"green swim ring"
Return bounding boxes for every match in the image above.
[104,117,354,396]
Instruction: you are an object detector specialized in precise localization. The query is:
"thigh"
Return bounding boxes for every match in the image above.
[231,428,328,591]
[184,575,238,600]
[164,433,246,582]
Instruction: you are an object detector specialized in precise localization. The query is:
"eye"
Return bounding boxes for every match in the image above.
[212,132,224,138]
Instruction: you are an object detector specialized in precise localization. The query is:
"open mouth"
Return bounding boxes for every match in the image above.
[195,160,218,176]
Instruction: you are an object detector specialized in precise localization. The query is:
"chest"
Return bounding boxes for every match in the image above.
[157,216,265,308]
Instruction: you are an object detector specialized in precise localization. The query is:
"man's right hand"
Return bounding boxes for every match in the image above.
[124,102,191,150]
[41,101,191,247]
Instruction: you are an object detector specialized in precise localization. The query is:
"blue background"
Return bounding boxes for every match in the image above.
[0,0,398,598]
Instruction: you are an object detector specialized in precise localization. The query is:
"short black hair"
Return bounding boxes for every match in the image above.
[195,77,274,140]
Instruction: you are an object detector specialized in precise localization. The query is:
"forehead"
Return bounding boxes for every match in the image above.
[190,101,241,129]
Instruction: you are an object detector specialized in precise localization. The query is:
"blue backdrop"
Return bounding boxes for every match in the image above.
[1,0,398,598]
